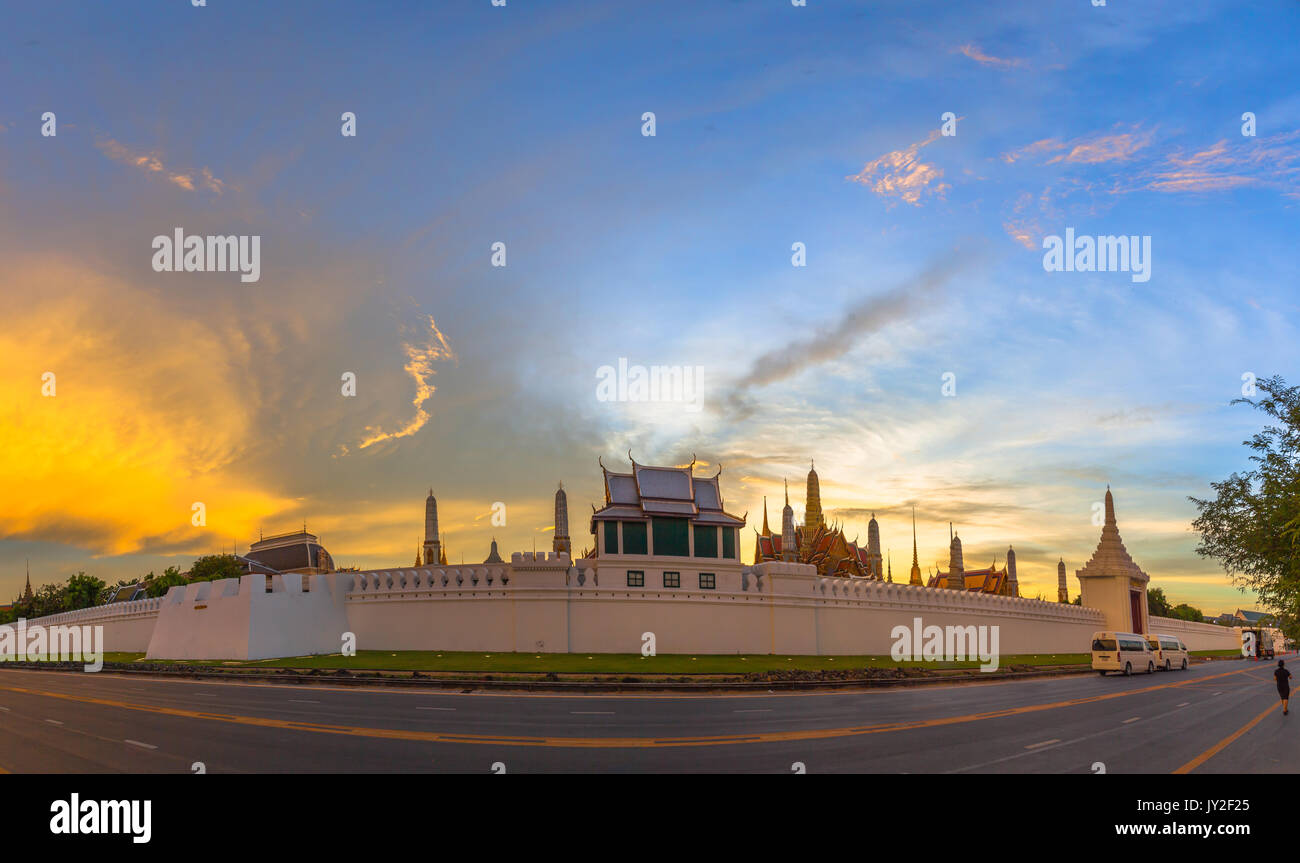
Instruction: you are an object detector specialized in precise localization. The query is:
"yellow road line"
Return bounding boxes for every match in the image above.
[0,666,1259,750]
[1173,700,1278,774]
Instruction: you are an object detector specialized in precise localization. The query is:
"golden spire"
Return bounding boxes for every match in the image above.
[762,496,771,537]
[909,507,923,585]
[804,460,824,530]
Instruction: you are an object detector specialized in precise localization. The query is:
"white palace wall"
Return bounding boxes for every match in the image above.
[13,554,1248,660]
[1146,615,1245,652]
[341,555,1108,656]
[22,597,163,653]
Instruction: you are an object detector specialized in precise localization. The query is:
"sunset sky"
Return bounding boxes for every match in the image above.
[2,1,1298,613]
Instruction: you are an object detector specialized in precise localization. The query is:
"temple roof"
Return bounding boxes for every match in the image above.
[1076,489,1149,584]
[594,458,745,527]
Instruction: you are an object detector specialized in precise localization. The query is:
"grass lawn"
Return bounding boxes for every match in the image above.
[90,650,1097,675]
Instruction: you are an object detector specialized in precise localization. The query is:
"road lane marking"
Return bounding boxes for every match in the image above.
[289,699,319,704]
[416,707,455,711]
[0,665,1264,750]
[734,709,772,713]
[951,700,1194,773]
[1122,716,1140,724]
[0,706,9,711]
[12,660,1250,702]
[44,719,62,726]
[1174,701,1277,774]
[1025,739,1060,749]
[1178,702,1189,706]
[124,739,157,750]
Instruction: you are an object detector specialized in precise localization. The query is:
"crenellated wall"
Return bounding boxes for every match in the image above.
[1147,615,1247,652]
[341,555,1110,656]
[14,597,163,653]
[10,554,1250,661]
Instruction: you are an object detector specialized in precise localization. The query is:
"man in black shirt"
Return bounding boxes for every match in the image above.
[1275,659,1291,716]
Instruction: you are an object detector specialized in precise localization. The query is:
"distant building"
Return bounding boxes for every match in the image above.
[553,484,571,557]
[106,583,146,603]
[591,456,745,564]
[1076,487,1151,634]
[423,490,443,567]
[927,530,1021,597]
[753,463,883,578]
[1235,609,1273,625]
[242,530,335,575]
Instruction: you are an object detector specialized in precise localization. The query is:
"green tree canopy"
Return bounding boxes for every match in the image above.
[188,555,243,583]
[144,566,187,599]
[1147,586,1172,618]
[1190,375,1300,617]
[63,572,105,611]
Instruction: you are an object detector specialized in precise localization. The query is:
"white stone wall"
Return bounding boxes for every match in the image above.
[13,556,1248,661]
[143,572,351,660]
[13,598,162,653]
[342,557,1108,657]
[1147,615,1246,652]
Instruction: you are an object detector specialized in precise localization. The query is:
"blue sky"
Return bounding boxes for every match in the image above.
[1,0,1298,612]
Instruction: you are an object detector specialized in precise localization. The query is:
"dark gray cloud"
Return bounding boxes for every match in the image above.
[717,253,976,417]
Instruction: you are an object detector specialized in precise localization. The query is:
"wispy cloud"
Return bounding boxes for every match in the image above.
[846,129,951,206]
[96,137,226,193]
[355,315,456,451]
[955,43,1027,70]
[1143,131,1300,195]
[1002,125,1155,166]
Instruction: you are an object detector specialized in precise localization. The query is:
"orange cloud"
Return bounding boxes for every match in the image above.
[0,259,294,556]
[1002,126,1155,166]
[846,129,951,206]
[96,137,226,194]
[356,315,457,450]
[955,43,1027,69]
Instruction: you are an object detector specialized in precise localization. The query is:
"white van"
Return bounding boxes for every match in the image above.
[1146,633,1190,671]
[1091,631,1156,676]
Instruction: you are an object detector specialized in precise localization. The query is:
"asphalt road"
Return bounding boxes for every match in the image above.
[0,657,1293,773]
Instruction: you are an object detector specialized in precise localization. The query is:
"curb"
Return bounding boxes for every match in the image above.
[2,661,1101,692]
[2,656,1243,693]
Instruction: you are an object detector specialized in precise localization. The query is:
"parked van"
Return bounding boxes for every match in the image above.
[1146,633,1189,671]
[1091,631,1156,676]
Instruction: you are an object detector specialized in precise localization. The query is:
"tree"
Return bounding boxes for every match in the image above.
[1190,375,1300,617]
[63,572,105,611]
[29,583,65,618]
[1147,586,1172,618]
[1170,603,1204,623]
[144,566,187,599]
[188,555,243,583]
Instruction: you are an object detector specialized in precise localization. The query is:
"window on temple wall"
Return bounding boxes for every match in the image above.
[663,571,680,588]
[603,521,619,555]
[626,571,645,587]
[722,527,736,560]
[623,521,648,555]
[652,518,690,557]
[693,525,718,558]
[699,573,716,590]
